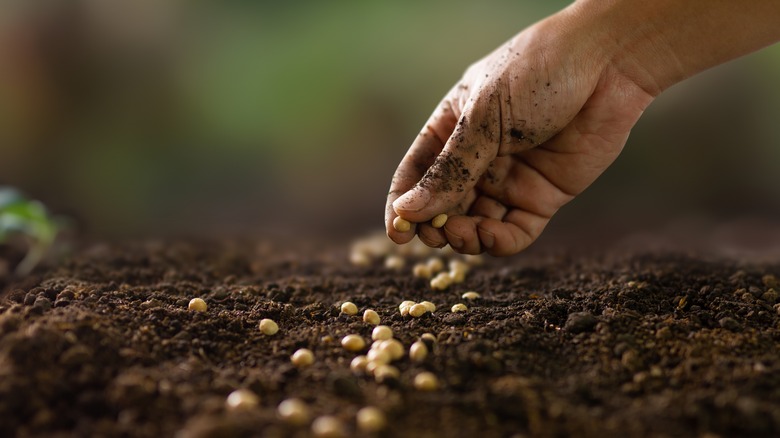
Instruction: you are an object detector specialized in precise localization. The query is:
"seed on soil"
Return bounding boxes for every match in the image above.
[367,349,391,365]
[399,301,415,316]
[412,263,432,279]
[430,272,452,290]
[350,355,369,373]
[448,270,466,284]
[461,291,480,300]
[409,341,428,362]
[225,389,260,410]
[291,348,315,367]
[277,398,311,425]
[374,365,400,383]
[384,255,405,270]
[427,257,444,273]
[378,339,404,360]
[451,303,468,313]
[356,406,387,433]
[409,303,429,317]
[431,213,448,228]
[420,301,436,313]
[420,333,437,344]
[363,309,380,325]
[311,415,346,438]
[259,318,279,335]
[340,302,358,315]
[341,334,366,352]
[188,298,207,312]
[393,217,411,233]
[413,372,439,391]
[372,325,393,341]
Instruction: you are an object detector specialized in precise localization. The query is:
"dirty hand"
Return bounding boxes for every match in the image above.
[385,7,655,256]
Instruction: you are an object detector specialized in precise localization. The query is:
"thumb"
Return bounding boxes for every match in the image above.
[393,92,499,222]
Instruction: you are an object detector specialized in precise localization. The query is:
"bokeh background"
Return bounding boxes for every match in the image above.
[2,1,780,244]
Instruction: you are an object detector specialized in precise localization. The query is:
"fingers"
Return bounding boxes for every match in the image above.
[392,90,501,224]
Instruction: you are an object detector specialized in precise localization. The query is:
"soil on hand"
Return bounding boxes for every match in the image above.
[1,238,780,437]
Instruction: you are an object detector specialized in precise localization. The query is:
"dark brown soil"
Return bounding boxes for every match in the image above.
[2,237,780,437]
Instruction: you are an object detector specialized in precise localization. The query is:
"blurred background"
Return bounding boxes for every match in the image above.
[1,0,780,244]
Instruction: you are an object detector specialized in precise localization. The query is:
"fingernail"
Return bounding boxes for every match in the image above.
[445,229,464,249]
[480,229,495,249]
[393,189,431,213]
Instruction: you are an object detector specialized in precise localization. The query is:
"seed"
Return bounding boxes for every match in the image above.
[392,217,411,233]
[311,415,346,438]
[372,325,393,341]
[374,365,400,383]
[367,348,391,365]
[225,389,259,410]
[291,348,315,367]
[341,334,366,352]
[448,269,466,284]
[356,406,387,433]
[431,213,448,228]
[277,398,310,426]
[378,339,404,361]
[451,303,468,313]
[461,291,481,300]
[384,255,405,270]
[449,259,469,274]
[412,263,432,279]
[420,301,436,313]
[340,302,358,315]
[409,303,428,317]
[188,298,207,312]
[399,301,415,316]
[259,318,279,335]
[349,250,371,267]
[350,355,369,373]
[420,333,437,344]
[430,272,452,290]
[414,372,439,391]
[426,257,445,273]
[363,309,380,325]
[409,341,428,362]
[365,360,381,375]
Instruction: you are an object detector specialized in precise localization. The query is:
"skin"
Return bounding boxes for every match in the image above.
[386,0,780,256]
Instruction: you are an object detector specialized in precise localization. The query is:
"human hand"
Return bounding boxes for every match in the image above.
[385,8,655,256]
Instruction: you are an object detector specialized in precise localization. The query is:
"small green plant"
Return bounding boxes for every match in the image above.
[0,187,60,275]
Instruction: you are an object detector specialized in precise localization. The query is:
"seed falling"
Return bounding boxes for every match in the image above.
[311,415,346,438]
[372,325,393,341]
[393,217,411,233]
[225,389,259,410]
[291,348,315,367]
[363,309,381,325]
[356,406,387,433]
[451,303,468,313]
[350,355,369,373]
[461,291,481,300]
[431,213,448,228]
[409,341,428,362]
[349,250,371,267]
[259,318,279,335]
[414,372,440,391]
[420,301,436,313]
[412,263,432,279]
[427,257,445,273]
[341,334,366,352]
[430,272,452,290]
[374,365,400,383]
[340,302,358,315]
[277,398,310,426]
[188,298,207,312]
[409,303,428,317]
[384,255,405,270]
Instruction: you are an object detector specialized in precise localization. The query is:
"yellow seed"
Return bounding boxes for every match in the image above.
[463,254,484,266]
[311,415,346,438]
[409,303,428,317]
[259,318,279,335]
[451,303,468,313]
[414,372,439,391]
[372,325,393,341]
[291,348,315,367]
[356,406,387,433]
[449,259,470,274]
[341,334,366,352]
[384,255,405,270]
[399,301,415,316]
[420,301,436,313]
[349,250,372,267]
[420,333,437,344]
[374,365,400,383]
[277,398,310,426]
[363,309,380,325]
[431,213,448,228]
[188,298,207,312]
[409,341,428,362]
[426,257,444,273]
[412,263,432,279]
[365,360,381,375]
[225,389,259,410]
[461,291,481,300]
[340,302,358,315]
[378,339,404,361]
[392,217,411,233]
[350,355,369,373]
[430,272,452,290]
[448,269,466,284]
[367,348,391,365]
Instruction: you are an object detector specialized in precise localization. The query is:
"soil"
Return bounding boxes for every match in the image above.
[1,235,780,437]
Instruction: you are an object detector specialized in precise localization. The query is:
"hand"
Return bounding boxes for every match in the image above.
[385,10,655,256]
